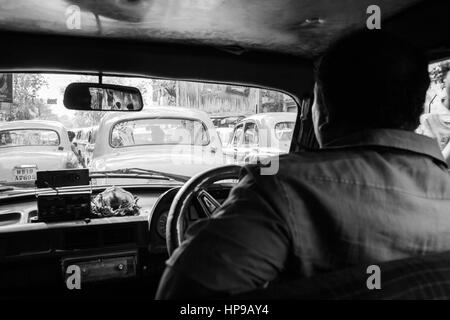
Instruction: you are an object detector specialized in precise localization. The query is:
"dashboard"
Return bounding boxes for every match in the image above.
[0,183,232,297]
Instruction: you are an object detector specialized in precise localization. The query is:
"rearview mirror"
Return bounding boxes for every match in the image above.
[63,83,144,111]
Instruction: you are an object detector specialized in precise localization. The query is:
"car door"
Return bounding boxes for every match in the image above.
[239,121,259,163]
[223,123,244,164]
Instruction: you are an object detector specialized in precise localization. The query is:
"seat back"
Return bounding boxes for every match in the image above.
[236,252,450,299]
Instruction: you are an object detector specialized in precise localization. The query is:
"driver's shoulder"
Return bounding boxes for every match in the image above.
[242,151,354,183]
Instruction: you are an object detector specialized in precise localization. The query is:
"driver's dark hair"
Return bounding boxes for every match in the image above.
[316,30,430,131]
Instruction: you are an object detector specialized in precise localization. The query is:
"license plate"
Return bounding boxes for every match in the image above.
[13,167,37,182]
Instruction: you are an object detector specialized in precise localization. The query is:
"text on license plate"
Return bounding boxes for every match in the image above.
[14,167,37,181]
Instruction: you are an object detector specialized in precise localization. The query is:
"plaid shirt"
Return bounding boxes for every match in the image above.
[167,129,450,296]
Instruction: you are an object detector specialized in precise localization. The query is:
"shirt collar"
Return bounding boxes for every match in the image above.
[323,129,448,168]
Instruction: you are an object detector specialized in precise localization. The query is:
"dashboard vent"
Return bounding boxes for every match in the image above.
[0,212,21,227]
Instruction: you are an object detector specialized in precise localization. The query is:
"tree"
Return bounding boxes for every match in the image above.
[430,61,450,85]
[73,110,106,128]
[153,80,177,106]
[260,89,284,113]
[58,114,73,128]
[9,74,50,121]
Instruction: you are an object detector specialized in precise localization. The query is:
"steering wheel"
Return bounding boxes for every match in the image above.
[166,165,242,256]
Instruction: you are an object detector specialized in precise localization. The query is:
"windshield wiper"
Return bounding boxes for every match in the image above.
[0,183,33,194]
[0,185,15,192]
[89,168,190,183]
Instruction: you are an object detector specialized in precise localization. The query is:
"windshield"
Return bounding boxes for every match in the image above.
[0,73,297,190]
[274,122,295,141]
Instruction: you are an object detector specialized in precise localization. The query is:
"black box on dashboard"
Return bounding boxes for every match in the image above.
[36,191,92,222]
[35,169,90,189]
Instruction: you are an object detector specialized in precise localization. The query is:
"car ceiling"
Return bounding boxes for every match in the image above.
[0,0,426,58]
[0,0,449,101]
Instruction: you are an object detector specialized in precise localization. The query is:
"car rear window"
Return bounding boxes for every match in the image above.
[110,118,209,148]
[0,129,60,147]
[274,122,295,141]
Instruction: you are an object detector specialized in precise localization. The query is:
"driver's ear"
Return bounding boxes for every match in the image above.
[312,84,329,147]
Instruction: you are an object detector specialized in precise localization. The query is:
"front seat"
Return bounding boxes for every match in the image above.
[235,251,450,299]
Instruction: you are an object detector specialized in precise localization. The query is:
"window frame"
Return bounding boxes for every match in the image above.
[0,128,61,148]
[109,116,211,149]
[243,120,259,147]
[230,123,245,147]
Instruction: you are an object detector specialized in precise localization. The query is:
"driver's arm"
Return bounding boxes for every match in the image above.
[156,266,227,299]
[156,165,293,299]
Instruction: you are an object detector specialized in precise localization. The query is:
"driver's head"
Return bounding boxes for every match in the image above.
[313,31,430,146]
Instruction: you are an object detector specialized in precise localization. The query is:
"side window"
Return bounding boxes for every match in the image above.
[232,124,244,147]
[419,59,450,155]
[243,122,258,146]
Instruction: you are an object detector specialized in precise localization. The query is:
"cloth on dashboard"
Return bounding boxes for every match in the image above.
[166,129,450,295]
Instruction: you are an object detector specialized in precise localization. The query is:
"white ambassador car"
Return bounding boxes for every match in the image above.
[0,120,80,185]
[90,107,224,179]
[73,125,98,167]
[223,112,297,164]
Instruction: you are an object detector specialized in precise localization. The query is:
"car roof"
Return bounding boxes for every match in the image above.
[100,106,214,127]
[242,112,297,122]
[0,120,67,131]
[211,115,246,119]
[74,127,91,132]
[1,1,448,105]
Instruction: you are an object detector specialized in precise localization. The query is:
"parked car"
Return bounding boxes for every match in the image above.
[90,107,224,179]
[211,115,246,128]
[73,126,98,167]
[84,125,98,167]
[223,112,296,164]
[0,120,81,184]
[216,127,234,147]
